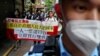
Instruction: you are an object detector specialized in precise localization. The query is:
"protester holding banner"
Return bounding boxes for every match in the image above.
[31,11,37,20]
[35,10,41,20]
[45,11,58,22]
[26,10,32,19]
[40,11,46,21]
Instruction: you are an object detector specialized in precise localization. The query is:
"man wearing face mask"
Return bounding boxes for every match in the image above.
[24,0,100,56]
[56,0,100,56]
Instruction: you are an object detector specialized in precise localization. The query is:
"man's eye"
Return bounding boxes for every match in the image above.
[73,5,88,13]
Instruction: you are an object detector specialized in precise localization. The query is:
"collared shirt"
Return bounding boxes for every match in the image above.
[58,34,99,56]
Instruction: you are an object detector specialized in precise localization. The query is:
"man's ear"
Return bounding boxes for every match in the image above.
[54,3,62,19]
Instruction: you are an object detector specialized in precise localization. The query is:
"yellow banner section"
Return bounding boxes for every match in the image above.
[7,22,53,32]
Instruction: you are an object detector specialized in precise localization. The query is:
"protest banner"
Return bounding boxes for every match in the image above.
[6,18,58,41]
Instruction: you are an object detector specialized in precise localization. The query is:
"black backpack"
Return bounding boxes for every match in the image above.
[28,37,60,56]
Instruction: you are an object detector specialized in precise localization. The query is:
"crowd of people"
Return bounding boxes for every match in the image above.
[25,11,58,22]
[12,8,61,45]
[12,8,59,22]
[15,8,57,22]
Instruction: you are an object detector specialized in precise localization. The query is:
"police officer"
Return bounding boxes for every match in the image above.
[27,0,100,56]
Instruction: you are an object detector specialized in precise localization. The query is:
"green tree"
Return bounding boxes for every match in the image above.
[45,0,53,11]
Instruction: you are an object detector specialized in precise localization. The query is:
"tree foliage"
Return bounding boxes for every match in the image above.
[45,0,53,11]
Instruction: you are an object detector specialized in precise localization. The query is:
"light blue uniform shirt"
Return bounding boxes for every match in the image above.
[58,34,98,56]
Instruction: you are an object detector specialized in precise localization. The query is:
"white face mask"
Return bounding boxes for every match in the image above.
[65,20,100,56]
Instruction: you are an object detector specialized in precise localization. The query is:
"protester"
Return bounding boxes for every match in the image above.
[45,11,57,22]
[31,11,37,20]
[40,11,45,21]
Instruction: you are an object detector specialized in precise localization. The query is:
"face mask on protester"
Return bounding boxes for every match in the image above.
[65,20,100,56]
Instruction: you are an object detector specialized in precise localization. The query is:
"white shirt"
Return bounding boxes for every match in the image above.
[45,17,57,22]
